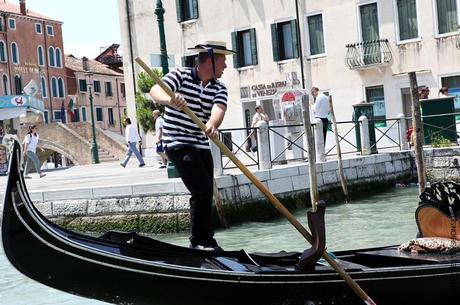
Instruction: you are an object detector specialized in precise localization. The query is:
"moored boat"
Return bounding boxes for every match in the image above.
[1,140,459,305]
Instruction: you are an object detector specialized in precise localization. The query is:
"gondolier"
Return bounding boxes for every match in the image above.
[149,41,235,251]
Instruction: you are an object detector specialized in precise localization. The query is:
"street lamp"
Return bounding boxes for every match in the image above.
[85,72,100,164]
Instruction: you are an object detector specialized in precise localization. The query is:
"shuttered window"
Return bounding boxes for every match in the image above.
[231,28,258,68]
[79,79,87,92]
[176,0,199,22]
[366,85,386,127]
[181,55,197,67]
[397,0,418,40]
[436,0,458,35]
[271,20,299,62]
[307,14,325,56]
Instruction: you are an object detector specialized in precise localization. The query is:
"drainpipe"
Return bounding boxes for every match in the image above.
[295,0,306,89]
[42,20,53,121]
[115,77,123,134]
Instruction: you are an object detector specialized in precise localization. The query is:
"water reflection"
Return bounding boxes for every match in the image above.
[0,186,419,304]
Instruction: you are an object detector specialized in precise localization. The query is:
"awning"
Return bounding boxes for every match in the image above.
[0,95,45,120]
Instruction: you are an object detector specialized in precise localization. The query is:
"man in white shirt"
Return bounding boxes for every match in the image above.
[153,110,167,168]
[250,105,269,152]
[120,117,145,168]
[311,87,330,143]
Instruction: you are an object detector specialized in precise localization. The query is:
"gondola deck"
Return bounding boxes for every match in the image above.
[2,140,459,305]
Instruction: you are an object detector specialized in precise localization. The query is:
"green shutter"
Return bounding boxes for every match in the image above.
[290,19,299,58]
[308,14,325,55]
[192,0,199,19]
[175,0,183,22]
[437,0,458,34]
[397,0,418,40]
[181,56,186,67]
[231,31,239,68]
[360,3,379,41]
[271,23,280,62]
[249,28,258,65]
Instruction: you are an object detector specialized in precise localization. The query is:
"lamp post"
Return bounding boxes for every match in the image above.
[155,0,169,74]
[85,72,100,164]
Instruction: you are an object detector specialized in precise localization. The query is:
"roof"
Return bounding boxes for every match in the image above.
[65,54,123,77]
[0,2,62,23]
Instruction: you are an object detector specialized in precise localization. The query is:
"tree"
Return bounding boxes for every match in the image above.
[135,69,164,133]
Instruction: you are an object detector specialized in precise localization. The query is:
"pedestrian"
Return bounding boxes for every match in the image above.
[419,86,430,99]
[120,117,145,168]
[311,87,330,143]
[0,144,7,175]
[149,40,235,251]
[152,109,167,168]
[439,87,449,97]
[250,105,269,152]
[23,124,46,178]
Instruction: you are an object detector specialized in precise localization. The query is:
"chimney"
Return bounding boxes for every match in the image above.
[82,57,89,71]
[19,0,26,15]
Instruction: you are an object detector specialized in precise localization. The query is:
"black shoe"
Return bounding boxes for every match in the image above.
[120,163,125,168]
[159,165,166,169]
[139,163,145,167]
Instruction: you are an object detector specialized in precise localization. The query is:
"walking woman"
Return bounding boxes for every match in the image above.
[23,125,46,178]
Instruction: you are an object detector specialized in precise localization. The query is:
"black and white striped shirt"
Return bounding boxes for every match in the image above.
[161,67,228,150]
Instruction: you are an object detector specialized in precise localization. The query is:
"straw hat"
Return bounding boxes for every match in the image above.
[187,41,236,55]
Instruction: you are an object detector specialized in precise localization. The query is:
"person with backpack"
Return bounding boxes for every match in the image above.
[23,125,46,178]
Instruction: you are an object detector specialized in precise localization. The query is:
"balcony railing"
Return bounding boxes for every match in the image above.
[345,39,392,69]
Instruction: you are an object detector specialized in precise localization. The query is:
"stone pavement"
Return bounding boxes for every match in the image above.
[0,156,170,195]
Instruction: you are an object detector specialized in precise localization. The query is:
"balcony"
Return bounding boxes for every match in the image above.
[345,39,392,69]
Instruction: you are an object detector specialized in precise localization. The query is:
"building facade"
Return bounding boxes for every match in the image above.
[65,55,126,134]
[118,0,460,149]
[0,0,67,125]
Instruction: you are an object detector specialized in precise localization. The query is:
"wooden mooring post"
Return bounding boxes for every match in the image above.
[408,71,426,194]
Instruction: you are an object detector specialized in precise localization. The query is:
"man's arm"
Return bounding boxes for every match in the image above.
[205,104,226,138]
[150,84,187,110]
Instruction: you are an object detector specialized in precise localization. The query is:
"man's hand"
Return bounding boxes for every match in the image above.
[205,121,219,139]
[170,94,187,110]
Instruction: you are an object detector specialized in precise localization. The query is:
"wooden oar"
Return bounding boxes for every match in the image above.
[135,57,376,305]
[329,96,350,203]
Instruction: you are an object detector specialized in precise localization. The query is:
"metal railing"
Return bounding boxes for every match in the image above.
[345,39,392,69]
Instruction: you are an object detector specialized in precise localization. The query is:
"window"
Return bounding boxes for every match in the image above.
[93,80,101,93]
[441,75,460,120]
[108,108,114,125]
[8,18,16,30]
[366,85,386,127]
[359,3,380,65]
[35,23,42,34]
[44,111,49,124]
[40,77,47,98]
[81,107,87,122]
[51,77,58,97]
[231,29,258,68]
[2,74,9,95]
[120,82,126,98]
[96,107,103,121]
[271,20,299,61]
[48,47,55,67]
[0,17,4,32]
[175,0,199,22]
[54,111,63,122]
[73,108,80,122]
[58,78,65,98]
[436,0,458,35]
[55,48,62,68]
[46,25,54,36]
[181,55,197,68]
[79,79,87,92]
[0,41,6,62]
[396,0,419,41]
[105,81,113,96]
[307,14,326,56]
[14,75,22,95]
[37,46,44,66]
[11,42,19,64]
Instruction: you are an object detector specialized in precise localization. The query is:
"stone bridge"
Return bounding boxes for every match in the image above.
[19,122,126,166]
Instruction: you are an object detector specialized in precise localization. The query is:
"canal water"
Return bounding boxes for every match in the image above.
[0,186,419,305]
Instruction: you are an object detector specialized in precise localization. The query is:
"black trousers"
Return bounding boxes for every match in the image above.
[166,146,217,247]
[319,118,329,143]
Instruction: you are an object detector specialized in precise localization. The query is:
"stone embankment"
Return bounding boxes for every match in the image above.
[30,151,414,233]
[425,147,460,183]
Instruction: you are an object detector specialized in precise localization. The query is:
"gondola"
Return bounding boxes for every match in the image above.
[1,140,459,305]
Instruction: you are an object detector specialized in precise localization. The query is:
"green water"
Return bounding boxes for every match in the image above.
[0,186,419,305]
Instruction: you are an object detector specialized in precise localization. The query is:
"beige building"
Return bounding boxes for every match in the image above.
[65,55,126,134]
[118,0,460,151]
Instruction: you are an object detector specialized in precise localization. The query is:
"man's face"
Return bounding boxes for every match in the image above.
[311,89,318,98]
[213,55,227,78]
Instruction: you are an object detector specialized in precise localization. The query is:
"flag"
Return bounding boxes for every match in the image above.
[67,97,76,122]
